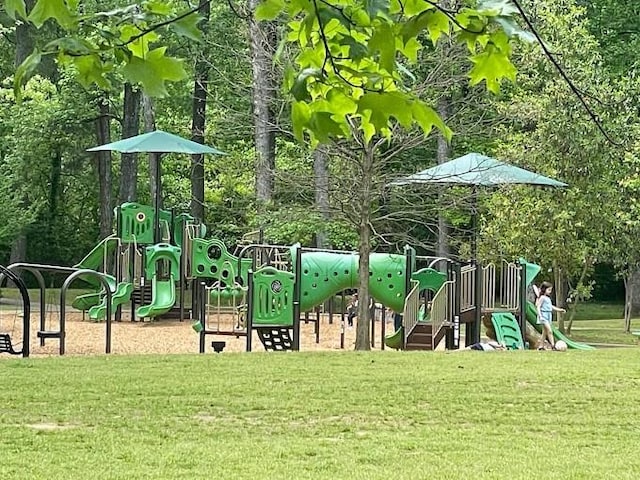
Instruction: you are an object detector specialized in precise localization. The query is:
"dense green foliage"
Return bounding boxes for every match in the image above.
[0,0,637,301]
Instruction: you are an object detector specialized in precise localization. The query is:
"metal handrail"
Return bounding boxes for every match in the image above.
[429,280,455,349]
[403,280,420,346]
[482,263,496,310]
[460,264,475,312]
[500,261,521,309]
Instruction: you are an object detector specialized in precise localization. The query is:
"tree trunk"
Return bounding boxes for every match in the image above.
[624,274,632,333]
[96,98,113,239]
[248,0,277,206]
[313,146,330,248]
[118,83,141,203]
[141,93,160,210]
[190,0,211,222]
[629,268,640,317]
[436,96,450,259]
[355,144,375,351]
[553,264,567,333]
[10,0,36,268]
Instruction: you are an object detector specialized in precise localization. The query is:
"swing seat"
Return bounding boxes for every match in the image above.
[0,333,18,355]
[37,330,61,339]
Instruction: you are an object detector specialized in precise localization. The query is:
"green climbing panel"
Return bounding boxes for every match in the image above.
[172,213,206,248]
[251,267,295,326]
[119,203,170,244]
[490,312,524,350]
[411,268,447,293]
[368,253,407,313]
[191,238,252,287]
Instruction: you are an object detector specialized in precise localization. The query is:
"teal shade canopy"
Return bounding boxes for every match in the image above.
[392,153,567,188]
[87,130,226,155]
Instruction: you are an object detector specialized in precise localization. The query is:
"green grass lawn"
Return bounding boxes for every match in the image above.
[572,302,624,321]
[2,350,640,479]
[0,288,93,306]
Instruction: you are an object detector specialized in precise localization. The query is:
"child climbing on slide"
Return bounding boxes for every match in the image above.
[535,281,565,350]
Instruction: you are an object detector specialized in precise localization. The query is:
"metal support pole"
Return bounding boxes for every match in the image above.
[470,260,483,345]
[519,260,527,347]
[246,270,254,352]
[292,246,302,351]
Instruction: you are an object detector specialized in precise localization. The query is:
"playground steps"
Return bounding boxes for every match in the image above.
[404,322,446,350]
[256,327,293,351]
[158,305,192,321]
[131,286,153,305]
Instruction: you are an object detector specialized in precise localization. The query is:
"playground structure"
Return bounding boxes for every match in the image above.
[0,202,592,357]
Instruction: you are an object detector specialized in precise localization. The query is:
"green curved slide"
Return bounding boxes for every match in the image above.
[521,259,594,350]
[88,282,134,321]
[136,275,176,319]
[385,327,404,350]
[72,236,119,310]
[525,301,594,350]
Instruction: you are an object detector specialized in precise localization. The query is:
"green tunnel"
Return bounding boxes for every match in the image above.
[299,252,408,312]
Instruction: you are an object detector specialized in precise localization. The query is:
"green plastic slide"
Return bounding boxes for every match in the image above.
[525,301,594,350]
[384,327,404,350]
[74,237,118,287]
[72,292,102,311]
[136,275,176,319]
[490,312,524,350]
[88,282,134,321]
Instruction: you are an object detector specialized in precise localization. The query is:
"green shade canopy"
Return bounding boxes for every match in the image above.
[88,130,225,244]
[87,130,226,155]
[392,153,567,188]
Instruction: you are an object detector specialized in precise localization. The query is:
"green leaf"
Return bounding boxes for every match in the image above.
[144,0,173,15]
[411,102,449,138]
[13,49,41,100]
[171,12,204,42]
[309,112,346,143]
[357,92,412,131]
[494,16,535,43]
[369,23,396,73]
[28,0,76,29]
[291,101,311,141]
[120,25,159,57]
[425,10,450,44]
[340,37,368,62]
[402,0,432,16]
[255,0,284,21]
[364,0,390,18]
[326,88,358,117]
[477,0,519,16]
[70,54,112,90]
[4,0,27,19]
[468,44,517,93]
[291,68,322,101]
[45,37,94,56]
[122,47,187,97]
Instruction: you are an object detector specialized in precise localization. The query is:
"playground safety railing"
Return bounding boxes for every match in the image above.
[430,280,455,348]
[403,280,420,347]
[500,261,521,309]
[460,264,476,312]
[482,263,496,310]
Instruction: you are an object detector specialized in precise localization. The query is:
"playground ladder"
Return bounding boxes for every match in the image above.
[256,327,293,351]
